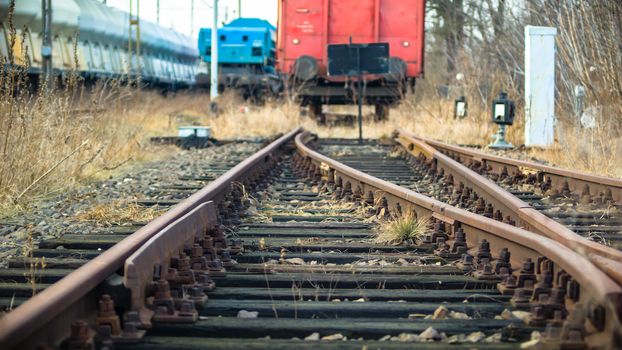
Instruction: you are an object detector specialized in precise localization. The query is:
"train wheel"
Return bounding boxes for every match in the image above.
[253,90,266,105]
[410,78,416,94]
[374,104,389,122]
[310,103,326,125]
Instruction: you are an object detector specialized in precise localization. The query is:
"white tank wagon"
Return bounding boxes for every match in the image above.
[0,0,198,88]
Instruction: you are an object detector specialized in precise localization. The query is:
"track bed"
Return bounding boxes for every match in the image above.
[0,129,618,350]
[119,156,532,348]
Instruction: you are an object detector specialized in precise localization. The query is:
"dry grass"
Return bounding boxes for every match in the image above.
[413,0,622,178]
[374,212,429,245]
[199,67,620,179]
[0,6,210,216]
[163,89,489,142]
[74,200,165,225]
[255,198,361,222]
[387,81,622,179]
[2,80,619,220]
[205,85,621,179]
[23,228,46,297]
[179,89,498,143]
[0,84,199,217]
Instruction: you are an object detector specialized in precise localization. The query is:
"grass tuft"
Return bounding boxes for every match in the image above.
[375,212,429,245]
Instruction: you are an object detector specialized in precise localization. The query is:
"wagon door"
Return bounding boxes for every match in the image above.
[278,0,325,74]
[327,0,375,45]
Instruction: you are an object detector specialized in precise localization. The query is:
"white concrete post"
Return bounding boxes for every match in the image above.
[210,0,219,100]
[524,26,557,147]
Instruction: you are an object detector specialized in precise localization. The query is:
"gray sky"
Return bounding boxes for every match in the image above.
[106,0,278,38]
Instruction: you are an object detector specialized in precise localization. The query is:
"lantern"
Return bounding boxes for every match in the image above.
[489,92,515,149]
[454,96,467,119]
[491,92,515,125]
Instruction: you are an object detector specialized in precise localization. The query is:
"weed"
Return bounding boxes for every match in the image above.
[263,264,279,319]
[74,200,165,226]
[21,227,46,296]
[375,213,429,245]
[585,231,611,247]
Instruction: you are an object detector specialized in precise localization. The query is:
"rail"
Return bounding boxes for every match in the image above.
[0,127,302,350]
[395,128,622,284]
[295,131,622,348]
[414,133,622,204]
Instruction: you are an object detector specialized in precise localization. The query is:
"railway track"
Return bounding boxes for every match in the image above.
[0,128,620,349]
[317,137,622,280]
[415,134,622,249]
[117,154,530,349]
[391,129,622,284]
[0,142,262,312]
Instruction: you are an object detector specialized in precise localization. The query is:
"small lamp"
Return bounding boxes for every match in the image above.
[454,96,467,119]
[489,92,515,149]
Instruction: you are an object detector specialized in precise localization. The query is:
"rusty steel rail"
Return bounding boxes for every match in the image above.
[295,131,622,348]
[414,133,622,205]
[0,127,302,350]
[395,129,622,284]
[124,201,218,329]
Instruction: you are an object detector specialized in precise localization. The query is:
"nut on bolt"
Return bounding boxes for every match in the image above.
[68,320,94,350]
[96,294,121,336]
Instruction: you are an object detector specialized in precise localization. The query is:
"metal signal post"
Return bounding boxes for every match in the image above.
[190,0,195,37]
[41,0,53,92]
[128,0,141,78]
[356,45,363,143]
[210,0,219,100]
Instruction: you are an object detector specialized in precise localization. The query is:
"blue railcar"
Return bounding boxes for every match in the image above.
[198,18,281,99]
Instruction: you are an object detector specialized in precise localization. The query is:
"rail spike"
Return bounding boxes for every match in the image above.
[343,182,353,201]
[375,196,390,219]
[364,191,375,217]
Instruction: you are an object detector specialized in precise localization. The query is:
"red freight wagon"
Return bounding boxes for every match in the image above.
[277,0,425,121]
